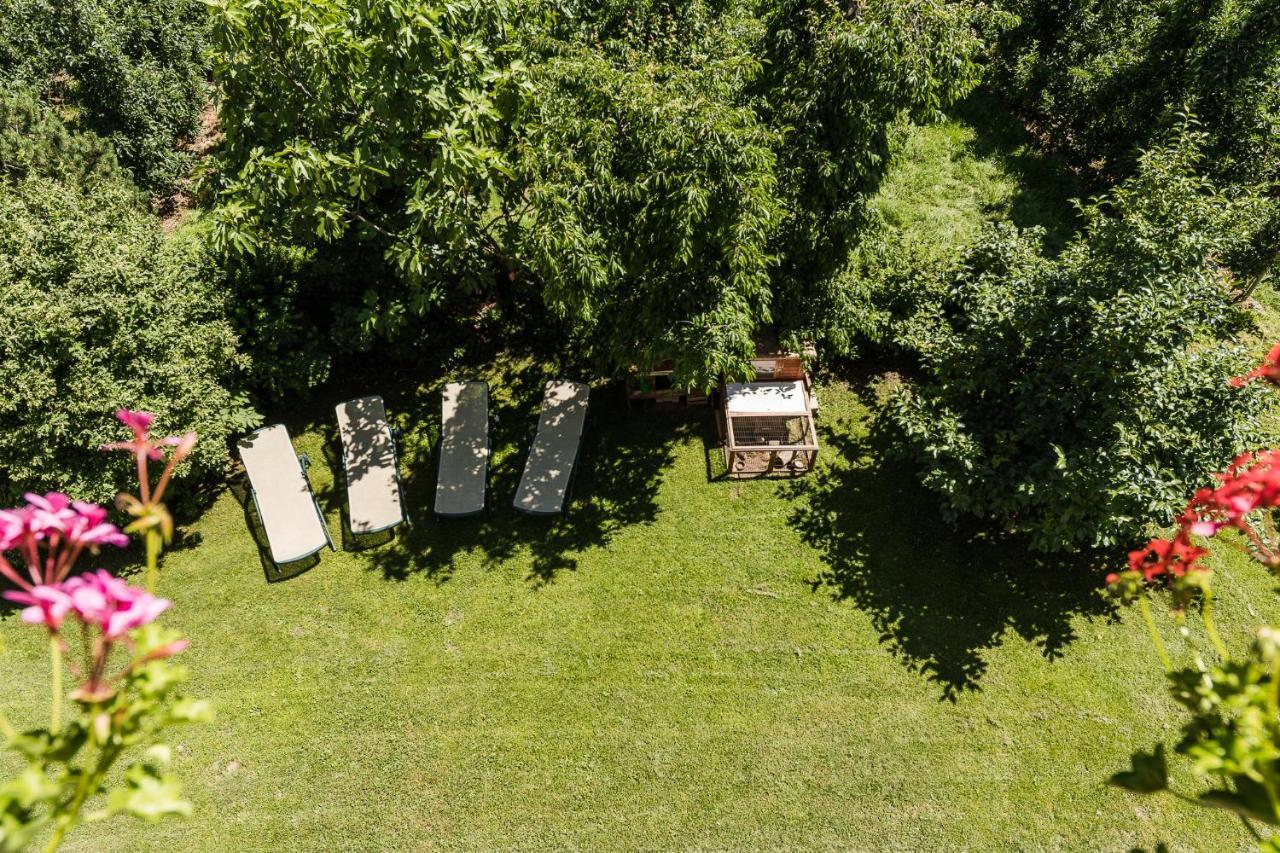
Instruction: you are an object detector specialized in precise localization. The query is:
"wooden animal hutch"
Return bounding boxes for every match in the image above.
[716,336,819,478]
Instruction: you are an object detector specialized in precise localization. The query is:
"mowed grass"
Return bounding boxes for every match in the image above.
[871,93,1085,259]
[1,108,1275,851]
[0,368,1274,852]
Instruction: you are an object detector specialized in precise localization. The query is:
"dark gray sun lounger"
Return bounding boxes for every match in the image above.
[238,424,335,567]
[513,381,590,516]
[336,396,408,535]
[434,381,490,517]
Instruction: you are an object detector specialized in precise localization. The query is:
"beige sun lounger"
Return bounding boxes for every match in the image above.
[513,381,590,516]
[336,396,407,535]
[237,424,334,566]
[434,381,489,517]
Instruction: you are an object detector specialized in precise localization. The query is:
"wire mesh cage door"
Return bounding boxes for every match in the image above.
[730,415,808,447]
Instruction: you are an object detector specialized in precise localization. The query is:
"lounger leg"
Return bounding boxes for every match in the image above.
[299,453,336,552]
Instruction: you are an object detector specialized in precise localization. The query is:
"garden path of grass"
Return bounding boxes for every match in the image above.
[2,103,1273,851]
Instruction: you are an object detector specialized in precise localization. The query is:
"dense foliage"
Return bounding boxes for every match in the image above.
[993,0,1279,290]
[0,97,256,503]
[207,0,989,386]
[0,0,208,191]
[887,128,1269,551]
[995,0,1278,185]
[755,0,999,353]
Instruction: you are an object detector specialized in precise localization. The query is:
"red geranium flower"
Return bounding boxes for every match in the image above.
[1127,533,1208,582]
[1230,342,1280,388]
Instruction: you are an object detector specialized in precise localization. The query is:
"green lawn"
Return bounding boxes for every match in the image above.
[0,366,1273,851]
[2,110,1273,851]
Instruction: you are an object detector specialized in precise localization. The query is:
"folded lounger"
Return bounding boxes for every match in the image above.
[238,424,335,567]
[513,381,590,516]
[434,381,490,517]
[336,396,408,535]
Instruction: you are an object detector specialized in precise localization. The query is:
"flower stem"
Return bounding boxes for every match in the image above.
[1138,594,1172,672]
[1270,652,1280,719]
[49,635,62,735]
[1201,586,1229,661]
[44,727,117,852]
[144,529,160,594]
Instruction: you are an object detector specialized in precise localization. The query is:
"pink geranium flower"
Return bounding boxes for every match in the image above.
[117,409,155,438]
[101,409,179,462]
[101,410,197,508]
[3,584,73,631]
[62,570,171,639]
[0,507,29,551]
[64,502,129,549]
[24,492,77,537]
[105,595,172,639]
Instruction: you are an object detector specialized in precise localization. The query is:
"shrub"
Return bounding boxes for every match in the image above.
[0,84,126,185]
[0,0,209,192]
[0,171,257,504]
[887,127,1269,551]
[217,241,338,402]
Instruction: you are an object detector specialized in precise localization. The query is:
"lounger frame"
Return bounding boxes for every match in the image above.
[336,395,410,536]
[241,425,335,569]
[433,380,491,519]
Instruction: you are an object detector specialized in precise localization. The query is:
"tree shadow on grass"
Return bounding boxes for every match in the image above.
[952,91,1085,255]
[365,377,692,587]
[786,423,1117,701]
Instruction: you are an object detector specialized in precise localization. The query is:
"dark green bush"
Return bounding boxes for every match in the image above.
[217,241,339,402]
[0,166,257,504]
[0,0,209,192]
[887,127,1269,550]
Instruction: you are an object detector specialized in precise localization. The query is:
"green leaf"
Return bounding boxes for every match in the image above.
[1108,745,1168,793]
[1198,777,1277,824]
[0,765,60,809]
[107,764,192,823]
[0,812,50,853]
[168,699,215,725]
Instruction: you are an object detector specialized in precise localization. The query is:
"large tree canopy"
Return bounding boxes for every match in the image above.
[993,0,1280,289]
[995,0,1279,186]
[207,0,989,386]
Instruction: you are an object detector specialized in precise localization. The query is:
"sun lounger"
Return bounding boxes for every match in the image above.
[237,424,335,566]
[434,381,490,517]
[336,396,408,535]
[513,381,590,516]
